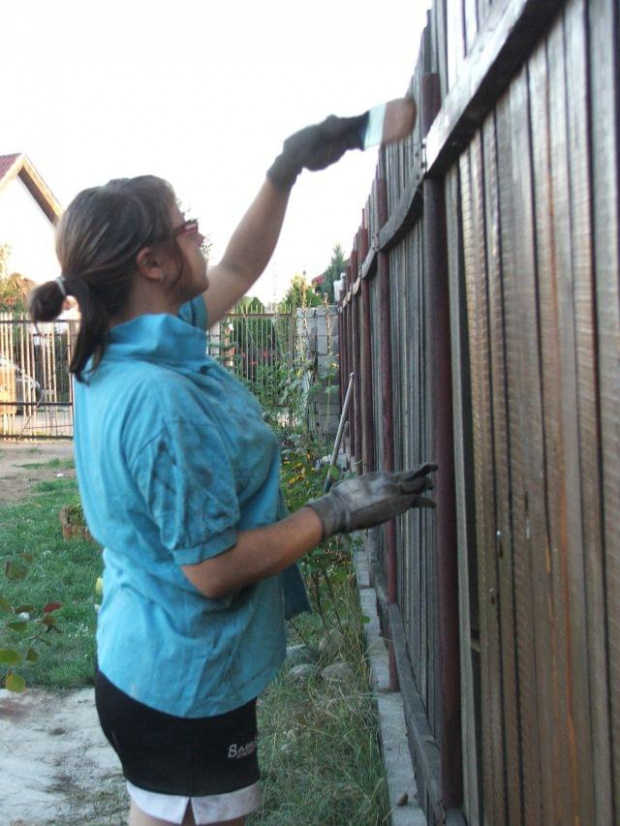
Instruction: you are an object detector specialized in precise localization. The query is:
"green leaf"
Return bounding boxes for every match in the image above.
[0,595,12,613]
[328,466,340,480]
[0,648,22,665]
[5,559,29,580]
[361,615,372,624]
[14,604,34,614]
[26,648,39,663]
[5,672,26,692]
[7,620,28,633]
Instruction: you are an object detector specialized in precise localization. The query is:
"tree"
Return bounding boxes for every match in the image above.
[0,244,37,312]
[234,295,265,313]
[320,243,347,303]
[0,271,36,314]
[278,273,323,313]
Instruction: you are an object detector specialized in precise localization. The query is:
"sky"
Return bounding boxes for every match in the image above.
[2,0,430,304]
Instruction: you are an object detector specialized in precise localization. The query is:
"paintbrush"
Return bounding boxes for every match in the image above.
[363,97,417,149]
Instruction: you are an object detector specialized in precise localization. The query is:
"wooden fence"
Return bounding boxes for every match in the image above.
[339,0,619,823]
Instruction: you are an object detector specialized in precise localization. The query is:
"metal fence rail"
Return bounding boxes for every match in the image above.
[0,314,76,439]
[0,311,300,440]
[207,311,296,414]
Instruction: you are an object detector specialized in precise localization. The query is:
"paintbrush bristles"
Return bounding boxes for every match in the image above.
[381,98,417,145]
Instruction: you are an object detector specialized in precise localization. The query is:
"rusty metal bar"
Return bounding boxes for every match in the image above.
[376,176,399,691]
[345,261,356,461]
[360,226,375,474]
[422,70,463,809]
[350,244,363,472]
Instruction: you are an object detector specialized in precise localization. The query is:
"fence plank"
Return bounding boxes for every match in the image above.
[460,136,507,825]
[527,36,575,826]
[588,0,620,818]
[508,62,557,825]
[434,0,450,104]
[426,0,567,175]
[446,161,481,826]
[445,0,467,91]
[547,14,599,822]
[565,0,613,820]
[482,107,523,826]
[464,0,479,52]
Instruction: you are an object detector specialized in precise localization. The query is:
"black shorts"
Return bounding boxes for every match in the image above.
[95,670,259,797]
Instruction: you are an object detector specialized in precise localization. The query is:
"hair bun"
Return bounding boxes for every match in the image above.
[29,280,67,323]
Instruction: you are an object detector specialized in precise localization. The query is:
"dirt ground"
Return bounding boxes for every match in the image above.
[0,440,76,505]
[0,440,128,825]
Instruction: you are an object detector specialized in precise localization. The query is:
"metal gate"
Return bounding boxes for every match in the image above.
[1,311,298,439]
[0,314,76,439]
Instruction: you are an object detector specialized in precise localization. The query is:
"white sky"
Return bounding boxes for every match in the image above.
[2,0,430,303]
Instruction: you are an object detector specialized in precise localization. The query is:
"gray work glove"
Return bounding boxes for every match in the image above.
[267,111,370,190]
[307,464,437,541]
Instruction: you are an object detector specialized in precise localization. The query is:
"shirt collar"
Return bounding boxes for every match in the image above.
[106,313,208,370]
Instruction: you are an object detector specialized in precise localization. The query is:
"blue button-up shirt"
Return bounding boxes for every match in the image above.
[73,297,308,717]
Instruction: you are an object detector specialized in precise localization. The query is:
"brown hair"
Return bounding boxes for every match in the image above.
[29,175,185,381]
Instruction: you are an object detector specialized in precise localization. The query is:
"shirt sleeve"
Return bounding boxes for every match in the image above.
[178,295,208,332]
[128,415,239,565]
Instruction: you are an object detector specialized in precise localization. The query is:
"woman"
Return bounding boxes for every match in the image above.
[29,108,435,826]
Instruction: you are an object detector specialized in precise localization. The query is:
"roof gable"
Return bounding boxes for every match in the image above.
[0,154,62,223]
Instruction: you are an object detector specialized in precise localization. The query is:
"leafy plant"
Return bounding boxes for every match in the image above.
[278,274,323,313]
[318,242,348,303]
[280,430,353,631]
[62,502,87,526]
[0,555,62,692]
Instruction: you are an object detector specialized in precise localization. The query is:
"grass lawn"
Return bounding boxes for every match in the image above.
[0,458,390,823]
[0,473,101,688]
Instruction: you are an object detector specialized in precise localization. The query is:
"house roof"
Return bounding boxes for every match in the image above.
[0,153,62,223]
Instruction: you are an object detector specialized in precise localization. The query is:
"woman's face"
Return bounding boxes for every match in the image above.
[168,205,209,299]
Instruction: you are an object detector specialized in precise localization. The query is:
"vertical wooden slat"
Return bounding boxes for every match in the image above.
[477,0,493,27]
[588,0,620,818]
[446,160,481,826]
[547,15,596,822]
[463,0,479,52]
[564,1,613,821]
[434,0,450,103]
[446,0,466,91]
[527,36,574,826]
[460,136,507,826]
[482,107,523,826]
[512,61,563,824]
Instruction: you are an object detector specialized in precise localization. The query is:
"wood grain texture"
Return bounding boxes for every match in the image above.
[482,105,523,826]
[547,13,595,821]
[564,0,613,821]
[587,0,620,816]
[460,136,507,825]
[526,34,575,826]
[446,162,482,826]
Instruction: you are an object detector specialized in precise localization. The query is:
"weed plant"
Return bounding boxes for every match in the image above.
[248,431,390,825]
[252,585,389,825]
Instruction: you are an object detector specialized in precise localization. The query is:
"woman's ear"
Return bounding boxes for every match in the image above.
[135,246,165,283]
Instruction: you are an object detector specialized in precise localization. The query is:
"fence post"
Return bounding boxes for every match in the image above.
[376,177,400,691]
[423,69,463,809]
[349,243,363,473]
[360,224,375,474]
